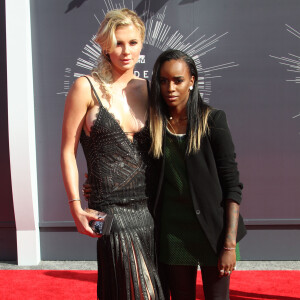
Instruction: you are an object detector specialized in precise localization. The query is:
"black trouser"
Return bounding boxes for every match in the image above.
[159,263,230,300]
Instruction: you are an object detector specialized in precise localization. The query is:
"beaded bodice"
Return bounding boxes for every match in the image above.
[80,102,153,210]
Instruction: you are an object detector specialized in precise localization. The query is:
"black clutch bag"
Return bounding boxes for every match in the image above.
[85,208,113,235]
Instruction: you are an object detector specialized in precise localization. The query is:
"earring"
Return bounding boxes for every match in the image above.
[189,86,193,91]
[103,51,111,61]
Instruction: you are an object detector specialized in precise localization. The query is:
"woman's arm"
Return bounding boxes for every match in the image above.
[209,110,242,276]
[209,110,243,204]
[218,200,239,276]
[224,200,240,249]
[61,76,99,237]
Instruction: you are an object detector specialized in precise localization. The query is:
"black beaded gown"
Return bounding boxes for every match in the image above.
[80,77,164,300]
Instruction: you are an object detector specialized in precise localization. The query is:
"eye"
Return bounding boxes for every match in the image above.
[116,41,122,46]
[159,78,167,84]
[175,78,184,84]
[130,40,138,45]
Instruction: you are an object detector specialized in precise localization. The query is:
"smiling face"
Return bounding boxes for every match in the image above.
[159,59,195,111]
[108,24,143,73]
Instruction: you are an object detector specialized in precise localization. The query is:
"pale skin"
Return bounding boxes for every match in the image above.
[160,59,239,278]
[60,24,148,238]
[61,23,155,300]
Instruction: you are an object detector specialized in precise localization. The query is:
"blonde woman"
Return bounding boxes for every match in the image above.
[61,9,164,300]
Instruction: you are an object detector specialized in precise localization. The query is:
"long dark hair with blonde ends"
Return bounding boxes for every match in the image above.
[149,49,212,158]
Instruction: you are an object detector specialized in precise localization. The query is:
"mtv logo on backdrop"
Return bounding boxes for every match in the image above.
[137,55,145,63]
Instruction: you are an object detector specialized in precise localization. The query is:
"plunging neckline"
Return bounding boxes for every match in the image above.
[82,76,149,146]
[103,105,147,145]
[86,104,147,147]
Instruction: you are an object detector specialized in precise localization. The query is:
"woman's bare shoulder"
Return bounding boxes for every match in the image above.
[130,77,148,93]
[132,76,147,84]
[66,76,95,108]
[72,75,93,90]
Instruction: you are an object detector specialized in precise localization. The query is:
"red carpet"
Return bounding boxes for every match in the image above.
[0,270,300,299]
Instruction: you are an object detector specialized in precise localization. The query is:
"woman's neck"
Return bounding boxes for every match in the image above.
[167,107,188,134]
[112,68,135,88]
[169,107,187,121]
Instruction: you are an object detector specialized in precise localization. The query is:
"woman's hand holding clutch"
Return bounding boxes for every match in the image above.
[69,201,102,238]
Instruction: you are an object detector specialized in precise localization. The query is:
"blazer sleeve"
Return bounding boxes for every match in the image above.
[209,109,243,204]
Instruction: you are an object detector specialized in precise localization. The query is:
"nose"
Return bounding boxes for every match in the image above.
[168,81,175,92]
[123,43,130,55]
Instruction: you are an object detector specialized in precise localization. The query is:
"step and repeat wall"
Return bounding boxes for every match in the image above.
[29,0,300,260]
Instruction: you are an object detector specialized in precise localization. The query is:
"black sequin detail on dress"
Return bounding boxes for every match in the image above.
[80,77,164,300]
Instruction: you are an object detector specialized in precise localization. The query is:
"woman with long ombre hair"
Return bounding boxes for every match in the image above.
[149,49,247,300]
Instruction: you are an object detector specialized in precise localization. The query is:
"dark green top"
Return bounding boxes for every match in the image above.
[159,129,240,266]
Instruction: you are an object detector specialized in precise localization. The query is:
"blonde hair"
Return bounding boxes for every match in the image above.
[150,107,211,158]
[91,9,145,97]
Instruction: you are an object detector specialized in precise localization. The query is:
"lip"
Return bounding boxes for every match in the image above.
[166,95,177,101]
[121,59,131,64]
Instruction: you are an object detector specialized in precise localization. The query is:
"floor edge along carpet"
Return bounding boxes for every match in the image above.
[0,270,299,299]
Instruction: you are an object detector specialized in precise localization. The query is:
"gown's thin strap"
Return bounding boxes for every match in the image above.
[146,79,150,95]
[83,76,102,106]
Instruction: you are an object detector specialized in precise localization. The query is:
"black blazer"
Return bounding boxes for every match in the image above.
[152,109,247,254]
